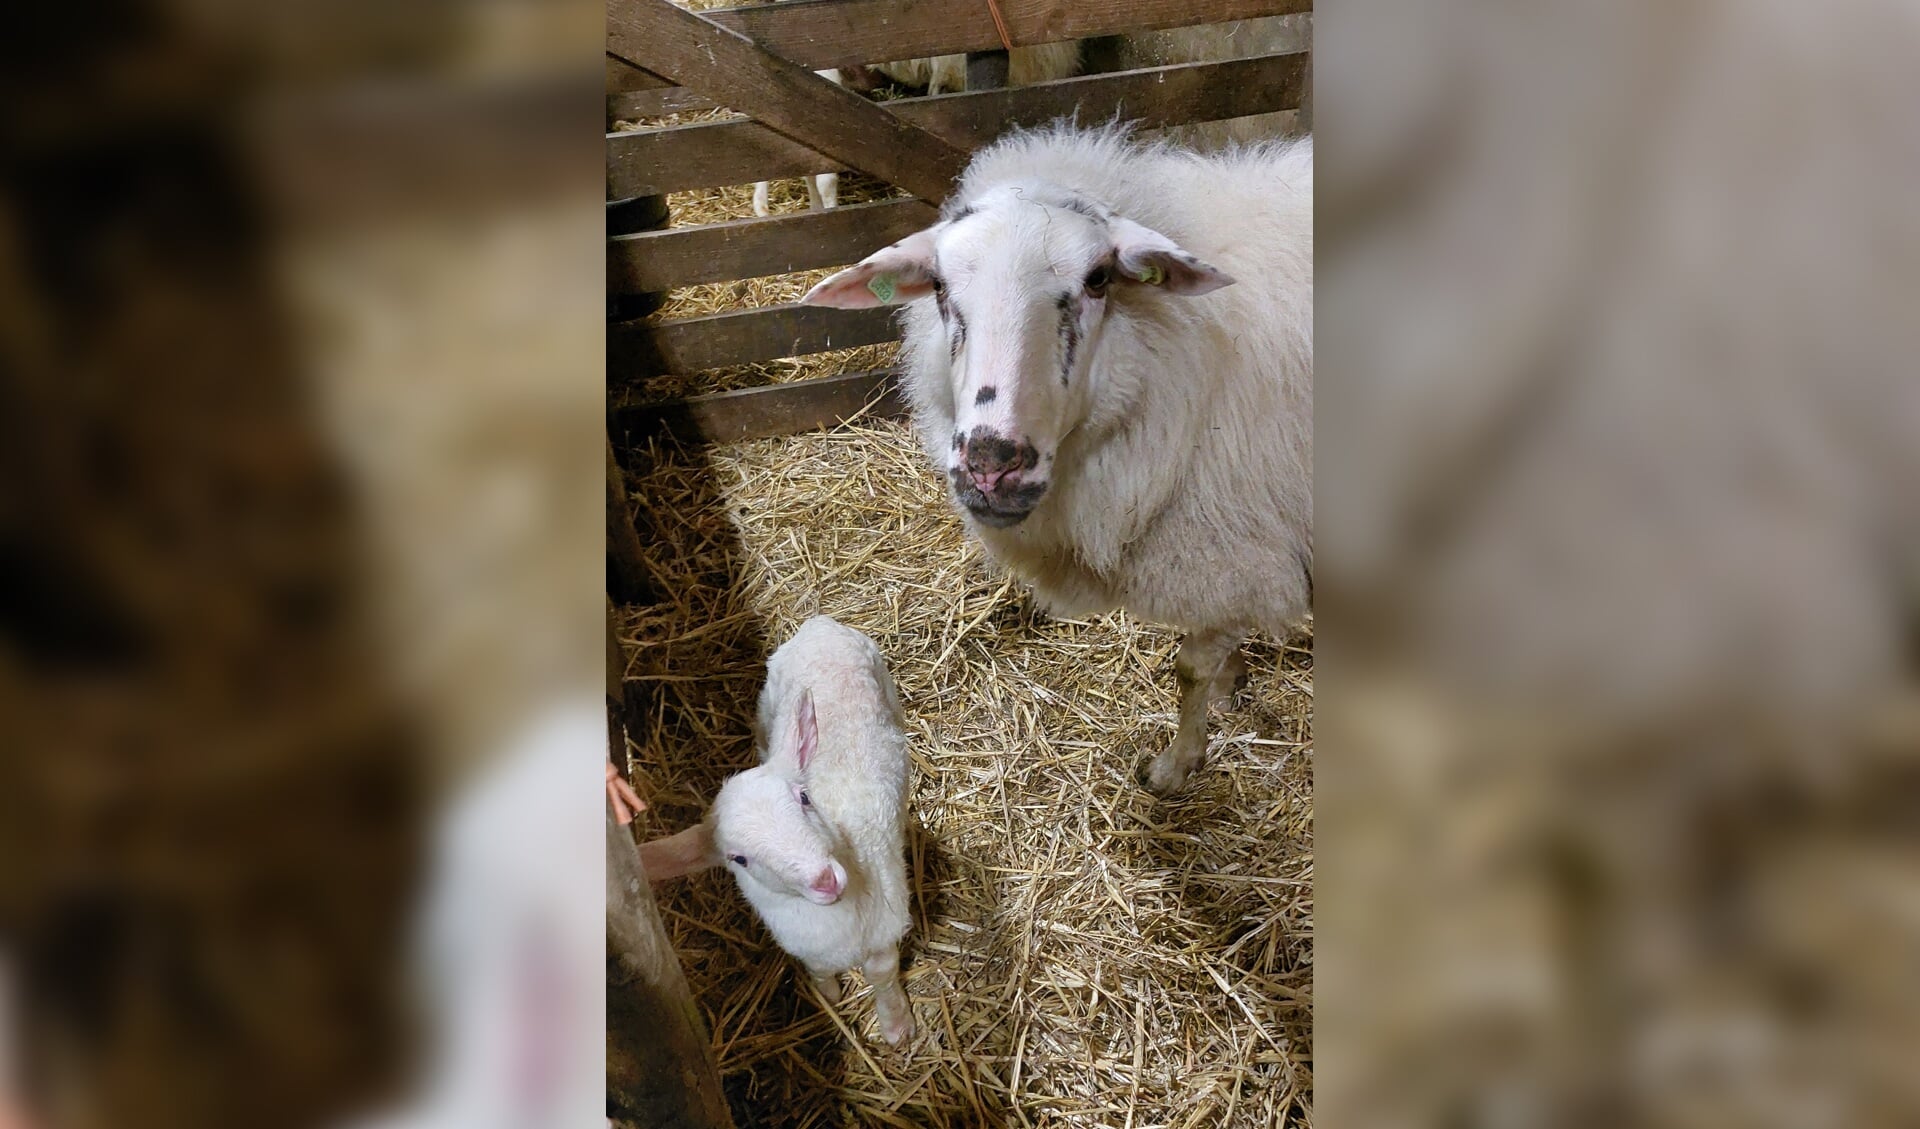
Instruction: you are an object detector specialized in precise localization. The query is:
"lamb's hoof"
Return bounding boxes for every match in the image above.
[1137,749,1195,797]
[810,975,843,1005]
[881,1011,915,1047]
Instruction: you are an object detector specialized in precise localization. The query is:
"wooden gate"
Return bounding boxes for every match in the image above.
[606,0,1311,445]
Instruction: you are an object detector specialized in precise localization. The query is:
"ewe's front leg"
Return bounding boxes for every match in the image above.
[1140,630,1242,796]
[863,945,914,1046]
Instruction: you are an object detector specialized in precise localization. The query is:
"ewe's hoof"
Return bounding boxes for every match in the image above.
[1136,750,1194,797]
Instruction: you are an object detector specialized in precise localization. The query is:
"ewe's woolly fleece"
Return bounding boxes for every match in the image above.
[900,124,1313,638]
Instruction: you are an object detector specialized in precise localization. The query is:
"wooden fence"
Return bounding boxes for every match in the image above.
[606,0,1311,446]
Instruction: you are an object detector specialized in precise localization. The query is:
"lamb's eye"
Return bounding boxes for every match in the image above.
[728,854,748,867]
[1084,265,1111,295]
[798,790,812,807]
[929,275,945,296]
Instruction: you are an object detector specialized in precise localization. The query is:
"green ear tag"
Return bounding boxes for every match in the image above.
[867,273,897,303]
[1135,263,1165,286]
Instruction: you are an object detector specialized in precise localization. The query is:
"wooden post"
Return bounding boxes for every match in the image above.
[607,435,656,605]
[606,803,735,1128]
[1297,49,1313,133]
[607,195,669,322]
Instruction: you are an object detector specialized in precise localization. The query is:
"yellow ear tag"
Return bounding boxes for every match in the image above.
[868,274,897,302]
[1134,263,1165,286]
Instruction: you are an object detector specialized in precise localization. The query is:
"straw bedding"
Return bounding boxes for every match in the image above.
[614,417,1313,1127]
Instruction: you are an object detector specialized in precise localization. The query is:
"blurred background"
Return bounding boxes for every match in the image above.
[0,1,603,1126]
[1317,1,1920,1126]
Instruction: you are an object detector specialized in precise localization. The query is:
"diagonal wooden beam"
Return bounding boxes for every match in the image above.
[608,52,1309,198]
[607,0,969,204]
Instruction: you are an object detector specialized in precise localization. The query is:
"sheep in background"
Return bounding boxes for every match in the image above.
[840,40,1083,96]
[754,41,1082,217]
[1115,15,1312,149]
[644,617,917,1046]
[803,124,1311,795]
[751,68,846,218]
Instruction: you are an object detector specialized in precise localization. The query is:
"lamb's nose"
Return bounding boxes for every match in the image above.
[810,866,843,899]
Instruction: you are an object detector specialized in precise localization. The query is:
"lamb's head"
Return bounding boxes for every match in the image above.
[803,184,1234,527]
[710,691,848,906]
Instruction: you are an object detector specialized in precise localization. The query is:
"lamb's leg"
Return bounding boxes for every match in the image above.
[1140,630,1241,796]
[862,945,914,1046]
[806,964,842,1005]
[804,174,828,211]
[813,173,838,210]
[752,181,772,217]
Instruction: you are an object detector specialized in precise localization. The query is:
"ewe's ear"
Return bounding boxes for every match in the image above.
[801,228,941,307]
[1109,217,1235,296]
[793,690,819,771]
[639,822,718,881]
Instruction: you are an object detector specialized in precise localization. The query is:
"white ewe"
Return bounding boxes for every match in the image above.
[644,616,916,1045]
[803,124,1311,794]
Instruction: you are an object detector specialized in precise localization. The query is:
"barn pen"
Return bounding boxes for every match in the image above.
[605,1,1314,1125]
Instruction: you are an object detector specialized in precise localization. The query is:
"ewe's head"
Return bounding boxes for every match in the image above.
[804,184,1233,528]
[710,691,847,906]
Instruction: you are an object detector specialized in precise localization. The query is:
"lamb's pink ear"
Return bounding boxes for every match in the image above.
[801,228,941,308]
[638,822,718,881]
[793,691,819,771]
[1109,217,1236,296]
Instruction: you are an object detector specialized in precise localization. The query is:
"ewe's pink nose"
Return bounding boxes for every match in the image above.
[968,465,1015,493]
[960,431,1034,496]
[810,866,843,900]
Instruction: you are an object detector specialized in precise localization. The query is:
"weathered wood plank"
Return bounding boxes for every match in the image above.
[611,303,900,375]
[607,0,970,203]
[700,0,1311,73]
[609,87,721,122]
[607,55,671,92]
[607,804,736,1128]
[607,437,657,604]
[612,370,908,444]
[610,198,936,293]
[608,52,1307,197]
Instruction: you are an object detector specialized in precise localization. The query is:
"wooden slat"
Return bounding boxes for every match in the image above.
[607,56,672,92]
[608,52,1307,197]
[700,0,1310,73]
[608,0,969,204]
[613,370,908,444]
[611,303,899,375]
[610,198,937,293]
[608,87,720,122]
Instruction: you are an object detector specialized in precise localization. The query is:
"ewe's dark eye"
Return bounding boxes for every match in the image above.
[929,275,946,296]
[1084,265,1110,296]
[728,854,748,867]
